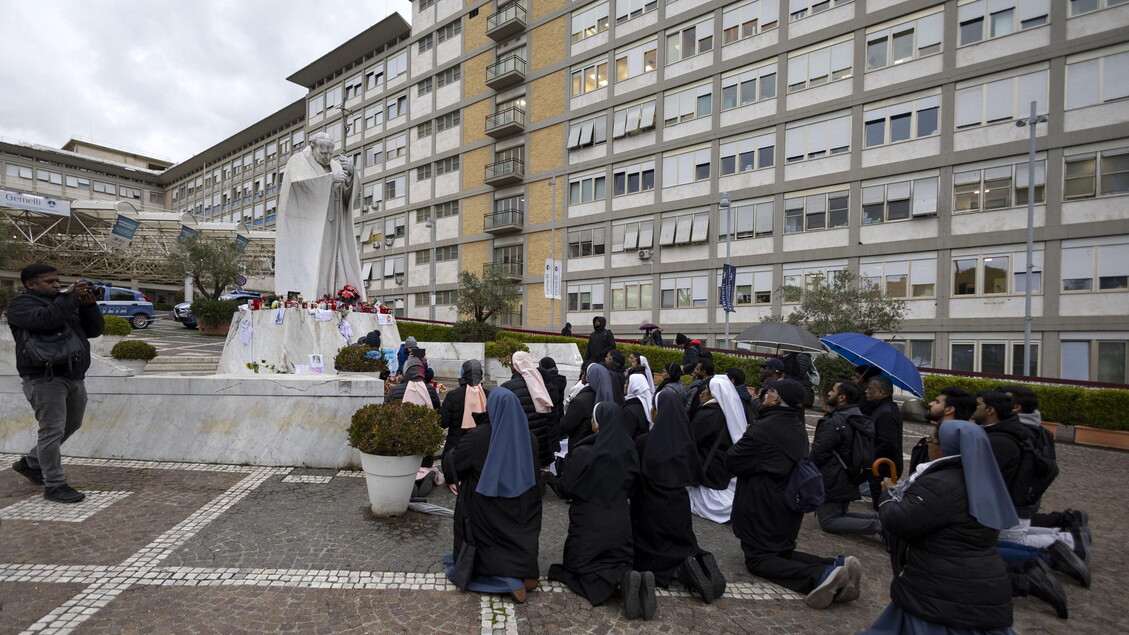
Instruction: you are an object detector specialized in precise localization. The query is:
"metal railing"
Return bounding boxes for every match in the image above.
[484,209,524,229]
[485,107,526,132]
[487,4,527,32]
[484,158,525,181]
[484,261,524,277]
[486,55,527,82]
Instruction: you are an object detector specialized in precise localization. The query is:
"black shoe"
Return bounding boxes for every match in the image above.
[621,570,642,619]
[1067,508,1089,531]
[696,552,726,600]
[1072,527,1092,566]
[679,555,715,604]
[544,472,563,499]
[12,458,44,485]
[1048,540,1091,588]
[44,484,85,504]
[639,571,657,621]
[1025,559,1068,619]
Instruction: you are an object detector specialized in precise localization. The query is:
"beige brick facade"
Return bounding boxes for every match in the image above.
[461,51,491,102]
[524,230,554,326]
[530,0,565,22]
[460,191,490,236]
[462,98,490,146]
[462,4,489,52]
[527,124,564,177]
[529,70,565,123]
[530,17,565,73]
[527,176,565,225]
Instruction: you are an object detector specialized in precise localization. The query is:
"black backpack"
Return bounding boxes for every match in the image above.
[833,416,876,486]
[1013,425,1059,507]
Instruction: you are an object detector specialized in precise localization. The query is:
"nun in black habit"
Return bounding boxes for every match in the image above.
[443,387,543,602]
[559,363,618,452]
[549,403,653,618]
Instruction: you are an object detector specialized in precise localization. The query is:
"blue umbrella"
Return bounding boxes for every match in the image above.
[819,333,924,399]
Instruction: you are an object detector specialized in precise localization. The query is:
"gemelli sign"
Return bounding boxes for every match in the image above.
[0,189,71,216]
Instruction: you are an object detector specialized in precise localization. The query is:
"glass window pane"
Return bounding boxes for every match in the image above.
[951,343,975,371]
[1097,342,1127,383]
[1061,341,1090,380]
[954,258,978,294]
[983,256,1009,293]
[981,343,1006,374]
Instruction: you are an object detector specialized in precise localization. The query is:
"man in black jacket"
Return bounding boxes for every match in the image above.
[675,333,704,375]
[812,380,880,537]
[8,264,104,504]
[583,316,615,367]
[864,376,903,511]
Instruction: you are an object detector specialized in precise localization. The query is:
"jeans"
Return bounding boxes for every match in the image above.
[22,377,87,487]
[816,500,881,535]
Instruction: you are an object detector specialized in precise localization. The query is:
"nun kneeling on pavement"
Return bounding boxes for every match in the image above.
[686,376,745,524]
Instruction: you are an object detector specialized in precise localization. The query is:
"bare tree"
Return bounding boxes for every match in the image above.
[765,270,907,337]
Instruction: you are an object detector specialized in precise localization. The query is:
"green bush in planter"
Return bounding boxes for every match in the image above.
[486,338,528,365]
[921,374,1129,429]
[398,321,456,343]
[334,345,390,373]
[190,297,239,330]
[348,402,444,457]
[101,315,132,336]
[110,340,158,361]
[451,320,499,342]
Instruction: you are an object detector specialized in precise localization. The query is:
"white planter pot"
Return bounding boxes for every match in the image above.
[360,452,423,517]
[95,335,125,356]
[116,359,148,375]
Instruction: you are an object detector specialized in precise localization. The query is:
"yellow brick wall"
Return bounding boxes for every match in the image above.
[531,0,565,21]
[527,177,565,225]
[460,238,490,278]
[527,124,564,176]
[462,147,491,194]
[530,17,565,73]
[529,70,565,123]
[463,4,489,52]
[524,230,553,326]
[462,51,490,101]
[461,192,490,236]
[463,98,490,145]
[525,286,552,327]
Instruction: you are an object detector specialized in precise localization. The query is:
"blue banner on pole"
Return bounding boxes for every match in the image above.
[234,234,250,253]
[721,264,737,313]
[178,225,199,244]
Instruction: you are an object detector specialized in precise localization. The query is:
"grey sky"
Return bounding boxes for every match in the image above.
[0,0,412,163]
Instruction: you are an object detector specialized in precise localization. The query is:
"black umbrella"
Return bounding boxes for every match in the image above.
[734,322,824,353]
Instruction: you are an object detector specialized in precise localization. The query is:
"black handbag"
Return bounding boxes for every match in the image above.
[16,321,86,380]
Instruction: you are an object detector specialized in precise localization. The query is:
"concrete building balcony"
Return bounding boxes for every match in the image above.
[485,107,526,138]
[486,4,527,41]
[484,158,524,186]
[485,55,527,90]
[484,260,523,280]
[483,209,524,234]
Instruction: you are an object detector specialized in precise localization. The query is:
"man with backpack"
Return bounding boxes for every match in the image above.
[810,380,880,537]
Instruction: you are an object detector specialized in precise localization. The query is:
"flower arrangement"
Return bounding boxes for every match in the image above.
[348,402,444,457]
[246,359,291,374]
[337,284,361,303]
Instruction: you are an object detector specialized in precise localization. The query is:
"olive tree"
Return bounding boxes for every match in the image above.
[454,268,521,323]
[765,270,907,338]
[165,235,248,300]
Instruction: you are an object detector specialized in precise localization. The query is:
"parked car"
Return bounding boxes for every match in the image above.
[93,284,154,329]
[173,292,262,329]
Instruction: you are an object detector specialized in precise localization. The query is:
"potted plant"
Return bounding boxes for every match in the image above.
[110,339,158,374]
[191,297,240,335]
[484,338,529,383]
[334,344,389,377]
[95,315,131,355]
[348,402,444,517]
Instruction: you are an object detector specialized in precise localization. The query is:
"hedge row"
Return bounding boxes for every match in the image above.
[922,374,1129,431]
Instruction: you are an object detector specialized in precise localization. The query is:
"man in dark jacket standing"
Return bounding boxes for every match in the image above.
[812,380,880,537]
[676,333,704,375]
[8,264,104,504]
[584,316,615,367]
[864,376,903,511]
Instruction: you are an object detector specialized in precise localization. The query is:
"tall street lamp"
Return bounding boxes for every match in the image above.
[425,217,437,321]
[720,192,731,348]
[1016,102,1047,377]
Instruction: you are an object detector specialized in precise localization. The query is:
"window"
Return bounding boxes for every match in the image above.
[437,19,462,43]
[293,130,305,149]
[611,100,656,138]
[717,268,773,305]
[666,17,714,65]
[568,225,607,257]
[93,181,116,195]
[36,169,62,185]
[344,75,363,101]
[953,249,1044,296]
[64,175,89,189]
[782,263,847,298]
[5,164,32,179]
[953,159,1046,212]
[1062,340,1128,383]
[494,194,524,216]
[1066,50,1129,110]
[419,0,435,9]
[864,95,940,147]
[613,160,655,195]
[567,115,608,150]
[365,66,385,91]
[658,210,710,246]
[789,40,852,92]
[387,134,407,160]
[615,40,657,82]
[1071,0,1129,16]
[363,105,383,131]
[721,63,777,109]
[784,189,849,233]
[719,199,774,238]
[568,282,606,311]
[308,93,324,119]
[416,245,459,264]
[435,156,460,175]
[417,77,434,96]
[365,142,384,168]
[418,121,433,138]
[416,290,457,306]
[610,278,652,310]
[386,94,408,119]
[789,0,853,22]
[866,10,942,71]
[119,186,141,200]
[720,132,775,175]
[417,165,432,181]
[611,218,655,252]
[862,177,938,223]
[572,2,610,42]
[437,66,461,88]
[569,173,607,204]
[663,83,712,126]
[383,255,406,278]
[1064,146,1129,199]
[660,274,708,308]
[1061,238,1129,291]
[383,215,407,240]
[951,340,1040,376]
[784,113,851,162]
[958,0,1049,46]
[572,59,610,95]
[435,200,460,218]
[387,51,408,79]
[723,0,780,45]
[324,85,342,113]
[662,147,711,186]
[956,69,1048,128]
[385,175,407,199]
[496,146,524,164]
[418,34,434,53]
[436,110,461,132]
[861,257,937,298]
[615,0,658,25]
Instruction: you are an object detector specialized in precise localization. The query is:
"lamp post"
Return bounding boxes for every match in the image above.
[1015,102,1047,377]
[549,176,557,333]
[425,217,437,321]
[720,192,731,348]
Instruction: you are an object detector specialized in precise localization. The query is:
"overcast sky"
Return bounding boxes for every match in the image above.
[0,0,412,164]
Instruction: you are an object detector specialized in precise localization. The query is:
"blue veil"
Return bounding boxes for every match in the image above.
[937,419,1019,530]
[475,387,537,498]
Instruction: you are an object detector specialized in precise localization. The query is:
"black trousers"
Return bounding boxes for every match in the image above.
[741,543,834,595]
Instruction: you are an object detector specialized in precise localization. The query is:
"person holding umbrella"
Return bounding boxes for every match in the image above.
[640,324,664,347]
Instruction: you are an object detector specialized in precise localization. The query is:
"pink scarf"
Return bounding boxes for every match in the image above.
[512,352,553,414]
[400,358,433,408]
[462,385,487,429]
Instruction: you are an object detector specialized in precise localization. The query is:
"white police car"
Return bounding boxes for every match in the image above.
[93,284,154,329]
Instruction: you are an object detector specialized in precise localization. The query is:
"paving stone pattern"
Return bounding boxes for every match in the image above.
[1,418,1126,634]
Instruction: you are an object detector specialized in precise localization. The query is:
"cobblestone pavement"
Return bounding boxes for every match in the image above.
[1,418,1125,634]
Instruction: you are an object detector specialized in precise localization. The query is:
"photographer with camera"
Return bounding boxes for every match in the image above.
[7,264,104,503]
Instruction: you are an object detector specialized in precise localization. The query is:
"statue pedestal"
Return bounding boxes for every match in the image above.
[216,308,400,375]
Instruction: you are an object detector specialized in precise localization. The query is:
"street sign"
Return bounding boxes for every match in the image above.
[235,275,248,287]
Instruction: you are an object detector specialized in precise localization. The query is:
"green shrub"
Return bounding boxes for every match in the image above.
[397,321,455,343]
[110,340,158,361]
[815,355,858,402]
[101,315,132,336]
[190,297,239,329]
[922,374,1129,430]
[451,320,498,342]
[334,345,390,373]
[486,338,529,364]
[348,402,444,456]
